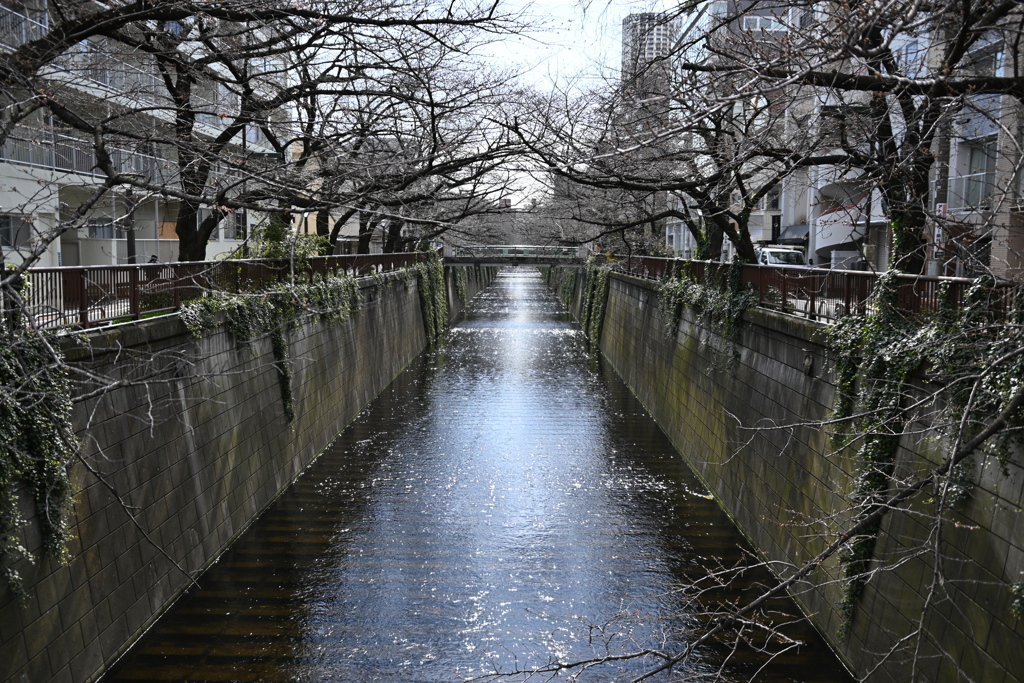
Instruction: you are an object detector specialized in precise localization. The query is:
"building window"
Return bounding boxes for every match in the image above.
[246,124,268,146]
[85,218,116,239]
[225,210,247,240]
[742,15,785,31]
[899,39,923,78]
[964,45,1000,78]
[0,214,31,247]
[964,141,996,208]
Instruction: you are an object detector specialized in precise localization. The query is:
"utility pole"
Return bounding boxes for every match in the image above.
[125,187,137,264]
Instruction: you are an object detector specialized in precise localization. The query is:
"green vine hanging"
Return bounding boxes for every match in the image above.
[0,331,77,598]
[577,262,610,347]
[827,272,1024,635]
[413,253,449,342]
[454,267,468,307]
[657,259,756,361]
[829,271,917,634]
[546,263,613,347]
[371,270,393,292]
[181,273,362,424]
[552,267,577,305]
[1012,579,1024,619]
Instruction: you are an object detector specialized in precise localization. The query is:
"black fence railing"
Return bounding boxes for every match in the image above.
[24,253,430,329]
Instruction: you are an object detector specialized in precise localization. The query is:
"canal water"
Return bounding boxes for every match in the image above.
[104,269,851,682]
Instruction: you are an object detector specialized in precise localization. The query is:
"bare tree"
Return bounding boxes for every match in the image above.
[510,12,841,262]
[0,0,525,265]
[514,0,1024,276]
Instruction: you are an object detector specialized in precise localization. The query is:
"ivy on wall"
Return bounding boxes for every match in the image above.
[545,263,612,347]
[657,260,756,361]
[828,272,914,633]
[0,330,77,598]
[371,270,393,292]
[180,274,362,423]
[454,267,468,307]
[545,266,577,305]
[828,272,1024,635]
[411,253,448,342]
[577,263,611,347]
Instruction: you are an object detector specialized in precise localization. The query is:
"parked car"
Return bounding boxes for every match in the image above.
[754,247,808,267]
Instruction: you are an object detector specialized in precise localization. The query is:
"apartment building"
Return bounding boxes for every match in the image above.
[0,4,264,268]
[792,28,1024,276]
[662,1,1024,278]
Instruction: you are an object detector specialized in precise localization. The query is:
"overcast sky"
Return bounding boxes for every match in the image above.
[481,0,674,90]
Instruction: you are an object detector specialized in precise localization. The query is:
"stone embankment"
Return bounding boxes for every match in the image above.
[0,265,494,683]
[551,267,1024,683]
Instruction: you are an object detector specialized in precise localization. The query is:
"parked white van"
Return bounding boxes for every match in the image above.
[754,247,808,267]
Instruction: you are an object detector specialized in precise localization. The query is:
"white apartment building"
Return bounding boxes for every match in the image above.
[0,4,266,268]
[664,1,1024,278]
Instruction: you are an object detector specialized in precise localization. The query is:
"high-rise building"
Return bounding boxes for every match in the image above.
[621,12,680,82]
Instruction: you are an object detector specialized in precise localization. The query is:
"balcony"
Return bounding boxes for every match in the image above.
[0,5,47,50]
[57,39,163,105]
[0,126,175,185]
[74,238,181,266]
[814,203,883,254]
[80,232,244,266]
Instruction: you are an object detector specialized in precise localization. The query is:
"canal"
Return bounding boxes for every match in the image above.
[104,269,851,682]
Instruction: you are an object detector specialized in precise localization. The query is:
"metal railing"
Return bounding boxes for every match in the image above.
[23,253,430,329]
[607,255,1014,323]
[112,239,180,264]
[948,172,996,210]
[59,38,164,105]
[0,126,172,182]
[0,5,48,49]
[449,244,581,259]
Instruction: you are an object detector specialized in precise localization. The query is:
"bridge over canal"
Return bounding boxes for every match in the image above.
[444,244,584,267]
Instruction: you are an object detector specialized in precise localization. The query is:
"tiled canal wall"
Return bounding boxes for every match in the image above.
[553,268,1024,683]
[0,265,494,683]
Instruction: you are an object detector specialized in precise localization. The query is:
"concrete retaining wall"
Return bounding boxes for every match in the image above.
[0,264,494,683]
[555,268,1024,683]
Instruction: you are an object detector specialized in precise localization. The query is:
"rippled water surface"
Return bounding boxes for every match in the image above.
[105,269,851,682]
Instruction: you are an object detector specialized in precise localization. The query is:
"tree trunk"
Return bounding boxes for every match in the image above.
[383,219,405,253]
[732,217,757,263]
[315,210,332,255]
[176,202,205,262]
[882,157,933,274]
[329,207,359,254]
[357,210,373,254]
[176,202,225,261]
[888,209,928,274]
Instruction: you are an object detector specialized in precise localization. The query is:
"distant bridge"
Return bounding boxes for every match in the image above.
[444,245,584,267]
